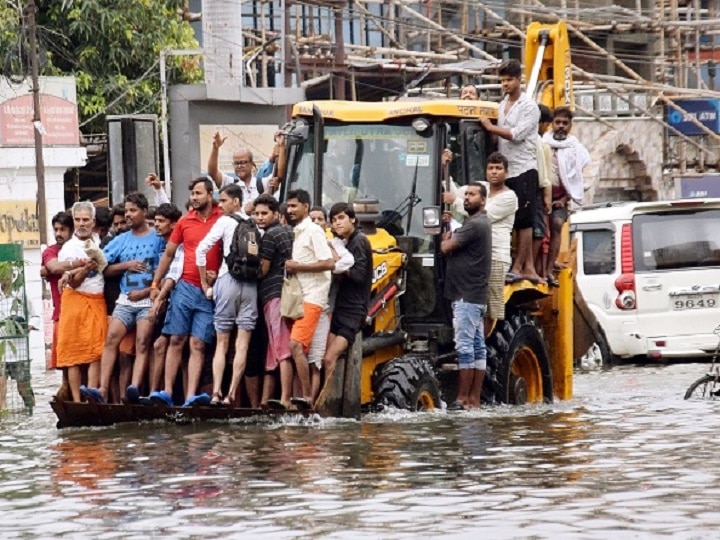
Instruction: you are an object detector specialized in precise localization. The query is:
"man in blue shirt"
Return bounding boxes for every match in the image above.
[81,193,165,404]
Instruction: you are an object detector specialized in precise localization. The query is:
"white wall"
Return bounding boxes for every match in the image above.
[0,146,87,364]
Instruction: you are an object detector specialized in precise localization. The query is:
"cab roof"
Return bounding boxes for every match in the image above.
[292,99,499,123]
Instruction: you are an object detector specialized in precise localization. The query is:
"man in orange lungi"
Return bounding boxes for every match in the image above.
[56,201,108,402]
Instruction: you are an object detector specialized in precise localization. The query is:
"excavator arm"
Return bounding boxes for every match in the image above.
[525,20,573,110]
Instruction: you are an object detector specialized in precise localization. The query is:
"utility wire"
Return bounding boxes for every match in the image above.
[78,57,161,127]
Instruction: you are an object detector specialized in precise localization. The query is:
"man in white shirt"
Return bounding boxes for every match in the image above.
[542,107,590,286]
[197,183,259,406]
[207,132,278,215]
[483,152,518,330]
[285,189,334,409]
[480,59,544,285]
[57,201,109,402]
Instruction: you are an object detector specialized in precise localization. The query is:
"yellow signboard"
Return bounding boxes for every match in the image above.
[0,202,41,248]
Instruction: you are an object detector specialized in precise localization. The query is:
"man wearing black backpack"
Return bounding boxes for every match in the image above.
[196,183,261,406]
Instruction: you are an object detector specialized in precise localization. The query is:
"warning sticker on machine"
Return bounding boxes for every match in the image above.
[407,141,428,153]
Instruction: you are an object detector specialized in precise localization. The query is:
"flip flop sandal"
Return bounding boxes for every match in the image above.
[447,400,465,411]
[547,275,560,288]
[149,390,174,407]
[183,393,211,407]
[290,397,313,411]
[267,399,288,411]
[80,385,105,404]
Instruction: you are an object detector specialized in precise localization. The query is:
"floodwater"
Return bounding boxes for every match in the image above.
[2,361,720,539]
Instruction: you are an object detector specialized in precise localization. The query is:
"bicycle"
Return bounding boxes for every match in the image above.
[684,325,720,400]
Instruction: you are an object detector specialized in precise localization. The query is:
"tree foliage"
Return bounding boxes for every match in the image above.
[1,1,202,133]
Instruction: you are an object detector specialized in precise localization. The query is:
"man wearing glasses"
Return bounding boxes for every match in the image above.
[207,131,278,215]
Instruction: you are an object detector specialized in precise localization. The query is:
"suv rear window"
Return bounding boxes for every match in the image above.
[633,208,720,271]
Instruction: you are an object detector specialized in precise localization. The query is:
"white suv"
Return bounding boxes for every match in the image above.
[571,198,720,364]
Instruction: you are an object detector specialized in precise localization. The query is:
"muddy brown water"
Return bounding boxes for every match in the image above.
[2,361,720,539]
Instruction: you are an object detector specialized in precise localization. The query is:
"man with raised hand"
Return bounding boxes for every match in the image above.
[145,202,184,401]
[480,59,544,285]
[207,132,278,215]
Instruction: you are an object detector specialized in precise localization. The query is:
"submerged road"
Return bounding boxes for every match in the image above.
[2,361,719,539]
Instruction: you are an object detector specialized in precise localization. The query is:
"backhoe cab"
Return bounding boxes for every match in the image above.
[278,99,574,417]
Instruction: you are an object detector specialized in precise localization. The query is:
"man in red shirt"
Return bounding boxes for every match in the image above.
[40,211,74,397]
[149,178,223,406]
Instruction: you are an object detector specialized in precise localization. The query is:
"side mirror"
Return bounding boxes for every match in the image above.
[285,120,309,145]
[422,206,441,235]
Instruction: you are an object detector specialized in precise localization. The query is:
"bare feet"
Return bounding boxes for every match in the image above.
[517,273,547,285]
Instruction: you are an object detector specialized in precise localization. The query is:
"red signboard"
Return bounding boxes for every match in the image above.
[0,93,79,146]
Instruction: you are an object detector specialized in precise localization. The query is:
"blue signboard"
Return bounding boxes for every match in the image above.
[666,99,720,136]
[677,175,720,198]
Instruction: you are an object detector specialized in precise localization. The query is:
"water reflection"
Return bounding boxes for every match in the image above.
[4,362,720,537]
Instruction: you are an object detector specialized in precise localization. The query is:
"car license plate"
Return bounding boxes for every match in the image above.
[673,294,718,310]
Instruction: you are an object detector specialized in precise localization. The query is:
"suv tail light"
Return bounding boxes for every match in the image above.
[614,223,636,310]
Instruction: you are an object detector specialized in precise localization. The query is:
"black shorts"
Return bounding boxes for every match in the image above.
[330,310,366,347]
[506,169,538,230]
[532,191,547,239]
[245,309,267,378]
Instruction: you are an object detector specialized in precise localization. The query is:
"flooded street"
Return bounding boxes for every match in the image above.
[3,362,720,538]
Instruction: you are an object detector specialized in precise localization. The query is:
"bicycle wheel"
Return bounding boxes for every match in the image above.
[684,374,720,400]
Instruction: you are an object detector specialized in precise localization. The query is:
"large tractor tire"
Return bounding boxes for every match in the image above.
[486,312,553,405]
[371,355,442,411]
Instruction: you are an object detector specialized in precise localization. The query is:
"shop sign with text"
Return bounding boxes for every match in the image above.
[0,202,41,248]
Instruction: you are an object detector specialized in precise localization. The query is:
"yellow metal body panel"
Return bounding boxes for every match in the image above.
[292,99,498,122]
[525,21,573,109]
[503,279,550,303]
[535,268,574,400]
[361,345,404,405]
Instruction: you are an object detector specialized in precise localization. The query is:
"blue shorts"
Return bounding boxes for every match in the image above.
[452,300,487,370]
[213,273,258,333]
[112,303,151,331]
[162,279,215,343]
